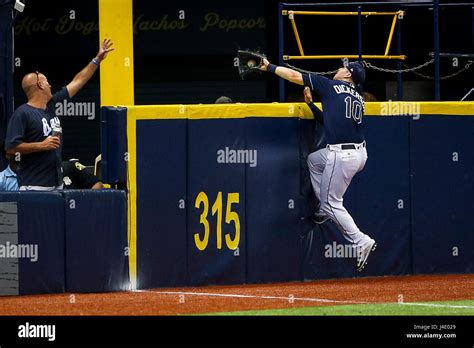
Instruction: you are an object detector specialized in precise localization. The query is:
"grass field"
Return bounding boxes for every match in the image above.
[206,300,474,316]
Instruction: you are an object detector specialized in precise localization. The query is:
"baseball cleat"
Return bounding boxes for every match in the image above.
[356,240,377,272]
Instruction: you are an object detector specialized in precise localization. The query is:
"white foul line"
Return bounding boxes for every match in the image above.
[135,290,474,310]
[135,290,369,305]
[398,302,474,309]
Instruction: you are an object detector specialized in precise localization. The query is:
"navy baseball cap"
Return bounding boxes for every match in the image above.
[346,62,366,86]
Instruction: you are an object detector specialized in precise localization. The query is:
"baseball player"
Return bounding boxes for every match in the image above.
[260,59,376,271]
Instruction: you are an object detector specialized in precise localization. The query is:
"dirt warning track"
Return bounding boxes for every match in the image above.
[0,274,472,315]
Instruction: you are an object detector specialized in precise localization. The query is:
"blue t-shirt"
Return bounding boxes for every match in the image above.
[5,87,70,187]
[303,74,365,145]
[0,165,18,191]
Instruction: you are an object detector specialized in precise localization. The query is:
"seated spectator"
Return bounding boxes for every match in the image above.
[0,154,19,191]
[0,157,103,191]
[215,96,234,104]
[62,159,104,190]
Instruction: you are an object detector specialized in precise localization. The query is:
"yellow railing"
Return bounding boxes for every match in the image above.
[283,10,406,61]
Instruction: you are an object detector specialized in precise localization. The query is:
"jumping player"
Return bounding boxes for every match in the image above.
[260,59,376,271]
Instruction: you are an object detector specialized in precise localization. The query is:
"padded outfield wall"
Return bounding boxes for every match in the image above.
[0,190,129,295]
[101,102,474,290]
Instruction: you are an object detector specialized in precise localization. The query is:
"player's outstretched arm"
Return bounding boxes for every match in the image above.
[66,39,114,98]
[304,87,323,124]
[260,58,304,85]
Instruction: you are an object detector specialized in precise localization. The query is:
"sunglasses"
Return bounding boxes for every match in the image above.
[35,71,40,85]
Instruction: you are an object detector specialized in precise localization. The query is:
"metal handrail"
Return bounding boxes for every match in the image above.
[281,2,474,8]
[277,1,473,101]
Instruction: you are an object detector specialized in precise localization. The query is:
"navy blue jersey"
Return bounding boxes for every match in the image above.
[307,101,326,151]
[303,73,365,145]
[5,87,69,187]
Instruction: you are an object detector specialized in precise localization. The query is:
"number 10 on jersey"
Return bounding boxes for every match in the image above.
[194,192,241,251]
[344,96,363,124]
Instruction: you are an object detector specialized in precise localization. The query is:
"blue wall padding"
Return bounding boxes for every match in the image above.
[186,119,247,286]
[245,118,302,283]
[299,119,318,218]
[303,117,412,280]
[410,116,474,274]
[136,120,188,288]
[63,190,128,292]
[101,107,128,184]
[0,192,65,295]
[358,117,412,276]
[106,107,474,290]
[133,118,306,286]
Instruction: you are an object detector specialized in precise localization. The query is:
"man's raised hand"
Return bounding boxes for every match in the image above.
[96,39,114,62]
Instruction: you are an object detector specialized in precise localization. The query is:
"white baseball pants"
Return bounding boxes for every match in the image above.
[307,143,374,249]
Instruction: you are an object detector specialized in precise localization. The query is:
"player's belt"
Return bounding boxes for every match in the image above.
[341,144,357,150]
[342,142,366,150]
[330,141,366,151]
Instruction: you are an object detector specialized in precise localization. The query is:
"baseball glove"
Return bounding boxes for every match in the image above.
[237,50,266,79]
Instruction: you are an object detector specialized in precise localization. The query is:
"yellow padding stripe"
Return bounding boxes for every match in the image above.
[365,102,474,116]
[126,107,138,289]
[127,103,315,120]
[120,102,474,120]
[99,0,134,106]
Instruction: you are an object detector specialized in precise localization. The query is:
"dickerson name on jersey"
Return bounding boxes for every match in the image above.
[333,84,364,104]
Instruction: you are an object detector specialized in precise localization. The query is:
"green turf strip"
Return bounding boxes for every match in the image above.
[204,300,474,316]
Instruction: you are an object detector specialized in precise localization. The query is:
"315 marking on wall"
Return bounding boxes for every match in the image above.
[194,192,240,251]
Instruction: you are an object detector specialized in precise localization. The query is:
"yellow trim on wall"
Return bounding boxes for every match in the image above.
[365,101,474,116]
[123,102,474,120]
[126,107,138,289]
[126,103,315,120]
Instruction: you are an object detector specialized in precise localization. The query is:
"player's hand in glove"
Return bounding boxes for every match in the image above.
[237,50,267,78]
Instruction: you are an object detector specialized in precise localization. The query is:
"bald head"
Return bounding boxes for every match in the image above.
[22,72,52,101]
[22,73,38,97]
